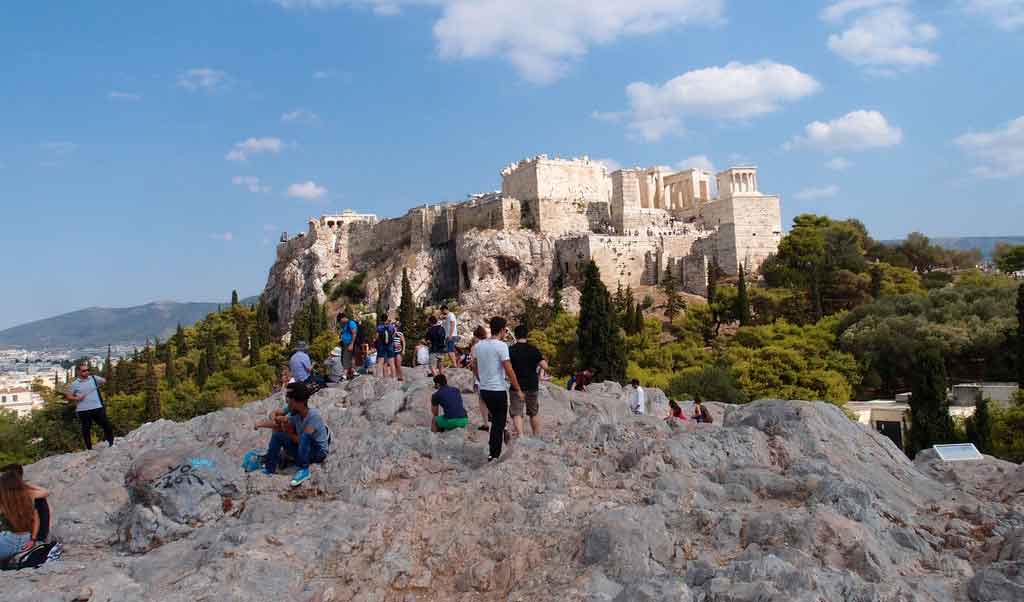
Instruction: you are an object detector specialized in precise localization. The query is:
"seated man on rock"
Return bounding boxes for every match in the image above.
[263,382,331,486]
[430,374,468,433]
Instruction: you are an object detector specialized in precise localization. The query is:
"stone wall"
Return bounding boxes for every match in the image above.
[502,156,608,205]
[453,195,521,236]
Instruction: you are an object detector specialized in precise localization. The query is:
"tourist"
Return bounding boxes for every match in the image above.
[693,396,713,424]
[392,319,405,382]
[0,465,50,563]
[666,400,686,422]
[430,374,468,433]
[325,347,345,384]
[263,382,330,487]
[426,315,448,376]
[508,325,548,437]
[471,316,523,461]
[338,311,359,380]
[415,339,430,369]
[629,378,646,415]
[470,325,490,431]
[441,304,459,369]
[64,362,115,450]
[572,368,594,392]
[362,343,376,375]
[375,316,396,379]
[289,341,313,383]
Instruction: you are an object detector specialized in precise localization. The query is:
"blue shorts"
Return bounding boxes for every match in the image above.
[446,338,457,353]
[0,531,30,560]
[378,346,396,360]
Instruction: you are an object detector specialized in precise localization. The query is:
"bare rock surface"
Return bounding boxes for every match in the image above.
[3,370,1022,601]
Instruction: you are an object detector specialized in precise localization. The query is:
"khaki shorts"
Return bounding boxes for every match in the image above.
[342,347,354,370]
[509,389,539,417]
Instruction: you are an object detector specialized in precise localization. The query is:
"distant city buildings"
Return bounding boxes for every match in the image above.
[0,386,43,417]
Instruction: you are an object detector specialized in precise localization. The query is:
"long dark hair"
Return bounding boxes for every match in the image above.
[0,464,33,533]
[669,400,683,417]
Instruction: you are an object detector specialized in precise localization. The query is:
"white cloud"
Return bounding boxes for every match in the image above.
[962,0,1024,30]
[109,91,142,101]
[824,1,938,73]
[41,141,76,155]
[210,232,234,242]
[226,137,284,162]
[594,158,622,173]
[177,68,228,91]
[676,155,717,173]
[276,0,724,84]
[825,157,854,170]
[287,180,328,200]
[625,61,821,141]
[232,176,271,193]
[955,115,1024,178]
[281,108,320,123]
[795,185,841,201]
[786,110,903,152]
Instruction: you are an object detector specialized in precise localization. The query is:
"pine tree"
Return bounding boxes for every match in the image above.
[576,261,626,382]
[144,343,161,421]
[249,332,260,367]
[907,348,955,456]
[196,351,209,388]
[736,265,752,326]
[551,280,563,316]
[165,344,177,387]
[205,337,219,375]
[966,396,993,455]
[231,290,239,306]
[291,303,312,344]
[706,260,719,305]
[661,264,685,321]
[869,265,884,299]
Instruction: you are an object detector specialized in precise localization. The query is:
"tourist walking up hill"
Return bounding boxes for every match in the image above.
[508,325,548,437]
[263,382,331,487]
[426,316,448,377]
[65,363,115,450]
[441,305,459,369]
[471,316,523,461]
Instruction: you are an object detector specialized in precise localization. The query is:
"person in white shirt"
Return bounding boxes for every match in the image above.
[441,305,459,369]
[629,379,646,415]
[471,316,522,462]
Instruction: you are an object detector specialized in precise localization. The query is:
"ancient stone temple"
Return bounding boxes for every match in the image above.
[263,155,783,325]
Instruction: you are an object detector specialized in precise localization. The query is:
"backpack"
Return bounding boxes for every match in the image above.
[376,324,392,347]
[242,450,265,472]
[699,405,713,424]
[0,541,62,571]
[566,375,576,390]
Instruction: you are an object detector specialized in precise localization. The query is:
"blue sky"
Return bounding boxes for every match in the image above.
[1,0,1022,330]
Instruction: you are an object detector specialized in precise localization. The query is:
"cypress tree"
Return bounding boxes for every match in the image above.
[661,264,685,321]
[633,301,645,335]
[706,260,719,305]
[249,332,260,367]
[231,290,239,306]
[1017,284,1024,387]
[291,303,311,344]
[173,323,187,357]
[576,261,626,382]
[104,345,113,382]
[736,265,752,326]
[144,343,161,421]
[907,348,954,456]
[399,268,416,334]
[966,396,993,455]
[196,352,209,388]
[205,338,219,375]
[165,344,178,387]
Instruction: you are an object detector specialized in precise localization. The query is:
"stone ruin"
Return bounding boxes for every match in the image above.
[263,155,782,327]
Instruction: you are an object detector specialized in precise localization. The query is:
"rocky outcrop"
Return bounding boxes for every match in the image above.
[455,229,557,315]
[8,370,1021,601]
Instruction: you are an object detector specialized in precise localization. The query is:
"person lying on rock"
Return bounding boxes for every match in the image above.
[0,464,50,562]
[430,374,469,433]
[263,382,331,487]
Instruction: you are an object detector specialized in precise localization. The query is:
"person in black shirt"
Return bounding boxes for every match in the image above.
[425,316,448,376]
[508,325,548,437]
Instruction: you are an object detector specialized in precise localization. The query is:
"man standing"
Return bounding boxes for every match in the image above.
[471,316,523,461]
[338,311,359,380]
[426,316,447,377]
[441,305,459,369]
[65,363,115,450]
[289,341,313,383]
[629,378,646,415]
[263,383,330,486]
[509,325,548,437]
[430,374,468,432]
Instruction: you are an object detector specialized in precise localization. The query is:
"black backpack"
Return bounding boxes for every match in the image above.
[0,541,61,571]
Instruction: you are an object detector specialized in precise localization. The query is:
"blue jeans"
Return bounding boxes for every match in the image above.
[265,431,326,472]
[0,531,30,560]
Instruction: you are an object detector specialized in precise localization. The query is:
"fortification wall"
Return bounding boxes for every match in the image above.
[728,195,782,274]
[501,162,539,201]
[534,198,590,234]
[453,196,521,235]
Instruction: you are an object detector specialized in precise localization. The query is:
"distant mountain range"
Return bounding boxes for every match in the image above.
[0,297,258,351]
[884,236,1024,259]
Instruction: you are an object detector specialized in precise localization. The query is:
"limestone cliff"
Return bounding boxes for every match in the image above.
[4,369,1023,601]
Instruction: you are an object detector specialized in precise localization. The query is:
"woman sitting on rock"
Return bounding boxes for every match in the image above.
[0,464,51,563]
[666,400,687,422]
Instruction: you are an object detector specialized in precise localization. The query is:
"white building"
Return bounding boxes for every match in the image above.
[0,386,44,417]
[951,382,1019,408]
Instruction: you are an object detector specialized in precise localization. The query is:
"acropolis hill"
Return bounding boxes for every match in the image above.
[263,155,783,327]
